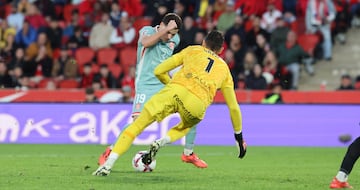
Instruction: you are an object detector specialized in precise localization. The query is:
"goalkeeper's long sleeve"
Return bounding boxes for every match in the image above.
[154,50,185,84]
[221,86,242,133]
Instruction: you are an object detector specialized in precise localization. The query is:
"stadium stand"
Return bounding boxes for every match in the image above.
[0,0,359,95]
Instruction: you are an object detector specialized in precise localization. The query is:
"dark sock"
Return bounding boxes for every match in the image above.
[340,136,360,174]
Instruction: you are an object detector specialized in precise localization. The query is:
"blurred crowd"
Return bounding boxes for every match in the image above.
[0,0,359,93]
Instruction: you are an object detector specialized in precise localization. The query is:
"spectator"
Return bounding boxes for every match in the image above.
[25,45,53,82]
[25,4,47,30]
[174,0,189,19]
[8,65,24,88]
[80,63,94,88]
[350,0,360,27]
[252,33,270,64]
[243,50,258,77]
[15,75,31,91]
[305,0,336,61]
[0,59,12,88]
[245,16,269,48]
[151,4,169,27]
[270,17,290,50]
[109,17,136,49]
[228,33,247,87]
[8,47,26,70]
[283,11,296,25]
[6,3,25,31]
[194,30,206,45]
[15,20,37,48]
[333,0,350,45]
[260,2,282,33]
[63,9,80,38]
[217,0,237,33]
[0,33,17,60]
[245,63,267,90]
[93,64,117,89]
[25,32,52,61]
[109,1,128,28]
[174,16,199,53]
[0,20,17,50]
[225,14,246,47]
[275,31,314,90]
[143,0,173,18]
[337,74,354,90]
[17,0,31,14]
[262,50,291,89]
[261,83,283,104]
[51,46,78,80]
[40,17,62,49]
[84,87,99,103]
[282,0,297,16]
[68,26,88,49]
[34,0,56,18]
[120,85,133,103]
[89,13,113,50]
[121,65,135,90]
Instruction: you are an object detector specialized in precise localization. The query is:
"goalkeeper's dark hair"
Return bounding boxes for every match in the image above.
[204,30,224,52]
[162,13,182,30]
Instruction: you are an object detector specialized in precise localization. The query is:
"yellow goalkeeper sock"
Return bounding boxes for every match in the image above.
[111,129,136,156]
[167,122,191,143]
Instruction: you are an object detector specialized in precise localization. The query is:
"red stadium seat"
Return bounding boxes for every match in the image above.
[37,78,56,89]
[75,47,95,66]
[58,79,79,89]
[297,34,320,56]
[97,48,118,66]
[355,81,360,90]
[119,47,137,74]
[108,63,123,79]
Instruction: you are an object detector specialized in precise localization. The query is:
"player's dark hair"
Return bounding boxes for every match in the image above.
[162,13,182,30]
[204,30,224,52]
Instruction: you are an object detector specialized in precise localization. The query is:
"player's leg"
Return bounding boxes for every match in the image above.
[330,136,360,188]
[93,108,156,176]
[145,85,206,164]
[98,122,132,165]
[182,125,208,168]
[94,87,175,175]
[97,92,149,165]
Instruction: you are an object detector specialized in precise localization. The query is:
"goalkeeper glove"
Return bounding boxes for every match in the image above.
[234,132,247,159]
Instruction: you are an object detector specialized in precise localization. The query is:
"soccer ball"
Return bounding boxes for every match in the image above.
[132,151,156,172]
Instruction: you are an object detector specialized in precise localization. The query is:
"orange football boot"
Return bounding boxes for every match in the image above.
[329,177,353,189]
[181,153,208,168]
[98,146,112,165]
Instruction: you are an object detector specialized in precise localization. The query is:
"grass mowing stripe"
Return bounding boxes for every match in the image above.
[0,144,359,190]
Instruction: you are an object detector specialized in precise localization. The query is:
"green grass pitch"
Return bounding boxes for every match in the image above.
[1,144,359,190]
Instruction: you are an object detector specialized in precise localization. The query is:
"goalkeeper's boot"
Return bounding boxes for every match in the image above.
[92,165,111,176]
[98,146,112,165]
[181,153,208,168]
[142,141,161,165]
[329,177,353,189]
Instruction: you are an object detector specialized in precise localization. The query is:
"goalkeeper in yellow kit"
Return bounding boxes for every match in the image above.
[93,30,247,176]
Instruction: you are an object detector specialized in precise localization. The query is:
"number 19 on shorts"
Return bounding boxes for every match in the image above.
[134,93,146,104]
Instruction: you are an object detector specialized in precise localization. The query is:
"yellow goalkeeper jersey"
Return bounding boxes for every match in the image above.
[154,45,242,132]
[155,45,233,106]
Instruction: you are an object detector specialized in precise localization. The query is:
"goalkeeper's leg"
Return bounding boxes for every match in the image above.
[182,125,208,168]
[93,109,155,176]
[98,123,131,165]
